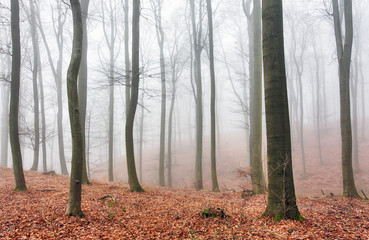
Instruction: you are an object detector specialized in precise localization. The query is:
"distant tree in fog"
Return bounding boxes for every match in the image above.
[150,0,167,187]
[331,0,359,197]
[37,1,69,175]
[206,0,219,192]
[250,0,265,194]
[189,0,205,190]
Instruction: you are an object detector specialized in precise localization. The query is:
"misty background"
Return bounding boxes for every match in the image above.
[0,0,368,194]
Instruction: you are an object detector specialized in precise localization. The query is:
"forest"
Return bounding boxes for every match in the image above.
[0,0,368,238]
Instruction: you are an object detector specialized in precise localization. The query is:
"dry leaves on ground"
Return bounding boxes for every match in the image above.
[1,167,368,239]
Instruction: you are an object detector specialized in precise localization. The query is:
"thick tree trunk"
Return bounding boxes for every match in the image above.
[10,0,27,191]
[332,0,359,197]
[250,0,265,194]
[262,0,300,220]
[206,0,219,192]
[125,0,144,192]
[66,0,85,218]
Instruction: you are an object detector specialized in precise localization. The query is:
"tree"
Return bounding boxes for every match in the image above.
[189,0,204,190]
[78,0,90,184]
[262,0,300,220]
[124,0,131,116]
[1,59,10,168]
[250,0,265,194]
[286,10,309,175]
[66,0,85,218]
[206,0,219,192]
[125,0,144,192]
[150,0,167,187]
[28,0,40,172]
[10,0,27,191]
[101,0,118,182]
[331,0,359,197]
[36,2,69,175]
[167,19,187,188]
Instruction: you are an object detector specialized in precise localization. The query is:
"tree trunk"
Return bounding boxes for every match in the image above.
[78,0,90,184]
[206,0,219,192]
[262,0,300,220]
[189,0,204,190]
[10,0,27,191]
[125,0,144,192]
[0,83,9,168]
[37,3,68,175]
[150,0,166,187]
[250,0,265,194]
[66,0,85,218]
[138,88,144,184]
[124,0,131,113]
[332,0,359,197]
[29,0,40,172]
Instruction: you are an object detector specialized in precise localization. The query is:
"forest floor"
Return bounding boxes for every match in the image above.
[1,167,369,239]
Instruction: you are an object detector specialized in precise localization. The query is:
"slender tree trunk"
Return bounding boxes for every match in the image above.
[79,0,90,184]
[250,0,265,194]
[206,0,219,192]
[262,0,300,220]
[29,0,40,172]
[332,0,359,197]
[66,0,85,218]
[138,88,144,183]
[37,3,68,175]
[1,83,9,168]
[10,0,27,191]
[124,0,131,113]
[189,0,204,190]
[243,0,253,165]
[125,0,144,192]
[351,53,359,172]
[312,43,323,165]
[150,0,166,187]
[167,85,175,188]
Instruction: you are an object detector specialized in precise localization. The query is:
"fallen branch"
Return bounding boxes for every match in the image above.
[361,190,368,200]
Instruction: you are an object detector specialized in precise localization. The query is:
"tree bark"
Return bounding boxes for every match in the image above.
[332,0,359,197]
[0,82,9,168]
[36,3,68,175]
[10,0,27,191]
[206,0,219,192]
[78,0,90,184]
[250,0,265,194]
[189,0,204,190]
[125,0,144,192]
[150,0,166,187]
[66,0,85,218]
[29,0,40,172]
[262,0,300,220]
[124,0,131,113]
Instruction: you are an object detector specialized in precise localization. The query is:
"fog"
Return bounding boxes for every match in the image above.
[1,0,368,195]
